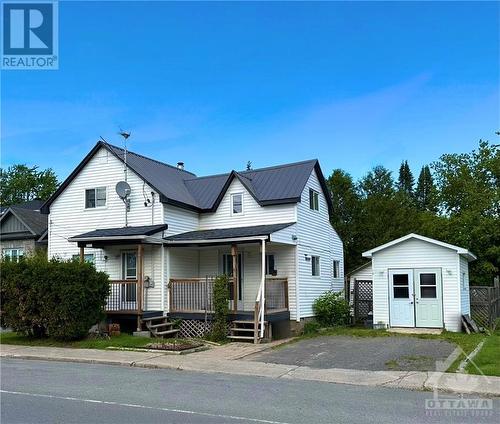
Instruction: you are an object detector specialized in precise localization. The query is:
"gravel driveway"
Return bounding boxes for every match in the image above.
[245,336,457,371]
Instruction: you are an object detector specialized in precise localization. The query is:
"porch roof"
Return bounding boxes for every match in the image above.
[69,224,168,245]
[164,222,294,244]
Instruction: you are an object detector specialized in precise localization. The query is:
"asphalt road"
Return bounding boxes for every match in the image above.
[1,359,498,424]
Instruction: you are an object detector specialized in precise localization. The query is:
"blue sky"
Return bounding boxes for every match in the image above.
[1,1,499,182]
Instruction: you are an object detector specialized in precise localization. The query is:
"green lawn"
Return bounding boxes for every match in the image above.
[465,328,500,376]
[0,332,158,349]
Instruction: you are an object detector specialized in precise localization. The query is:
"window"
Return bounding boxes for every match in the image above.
[311,256,320,276]
[265,254,276,276]
[333,260,340,278]
[122,252,137,303]
[309,189,319,211]
[3,248,24,262]
[420,273,437,299]
[393,273,409,298]
[231,193,243,214]
[85,187,106,208]
[71,253,95,264]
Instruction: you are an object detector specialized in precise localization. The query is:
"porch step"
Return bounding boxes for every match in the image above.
[143,316,178,338]
[155,329,180,337]
[228,335,255,341]
[232,320,268,325]
[149,322,174,329]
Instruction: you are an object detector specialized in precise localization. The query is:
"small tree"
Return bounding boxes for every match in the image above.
[210,275,229,342]
[1,254,109,340]
[312,291,350,327]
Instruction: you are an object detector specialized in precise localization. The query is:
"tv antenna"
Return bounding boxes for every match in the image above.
[118,129,131,225]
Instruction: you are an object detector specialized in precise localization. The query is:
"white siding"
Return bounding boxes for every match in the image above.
[169,248,199,278]
[164,204,199,236]
[459,255,470,315]
[199,179,296,230]
[47,147,164,311]
[296,169,344,318]
[371,238,462,332]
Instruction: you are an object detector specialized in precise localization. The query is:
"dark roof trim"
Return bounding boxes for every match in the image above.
[313,161,334,219]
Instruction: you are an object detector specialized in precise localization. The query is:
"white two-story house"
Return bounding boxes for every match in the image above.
[41,141,344,341]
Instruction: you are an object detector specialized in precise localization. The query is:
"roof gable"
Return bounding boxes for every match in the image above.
[0,206,48,236]
[41,141,333,217]
[362,233,477,261]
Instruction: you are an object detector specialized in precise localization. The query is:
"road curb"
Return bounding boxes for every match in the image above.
[2,350,499,397]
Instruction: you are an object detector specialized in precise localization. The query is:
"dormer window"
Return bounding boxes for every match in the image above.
[85,187,106,208]
[309,189,319,211]
[231,193,243,214]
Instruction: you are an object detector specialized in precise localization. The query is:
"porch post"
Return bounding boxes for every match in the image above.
[231,244,238,313]
[260,239,266,338]
[137,243,144,331]
[79,246,85,264]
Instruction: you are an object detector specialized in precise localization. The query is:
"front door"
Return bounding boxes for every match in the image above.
[414,269,443,328]
[389,269,415,327]
[222,253,244,308]
[121,251,137,309]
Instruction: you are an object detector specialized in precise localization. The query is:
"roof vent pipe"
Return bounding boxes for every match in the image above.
[177,162,185,170]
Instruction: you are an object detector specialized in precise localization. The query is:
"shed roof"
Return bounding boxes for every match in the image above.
[69,224,168,242]
[362,233,477,261]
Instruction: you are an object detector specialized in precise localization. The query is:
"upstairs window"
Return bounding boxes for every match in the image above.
[311,255,320,276]
[231,193,243,214]
[85,187,106,208]
[309,189,319,211]
[333,260,340,278]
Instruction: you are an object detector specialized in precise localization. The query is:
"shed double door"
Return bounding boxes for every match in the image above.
[389,268,443,328]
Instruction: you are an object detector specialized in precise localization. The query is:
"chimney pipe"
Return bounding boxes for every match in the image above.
[177,161,185,170]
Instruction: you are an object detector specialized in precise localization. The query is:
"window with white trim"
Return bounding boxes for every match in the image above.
[309,189,319,211]
[311,255,320,276]
[333,260,340,278]
[85,187,106,208]
[231,193,243,214]
[3,248,24,262]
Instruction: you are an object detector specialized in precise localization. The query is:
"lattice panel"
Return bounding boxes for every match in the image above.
[353,280,373,323]
[470,288,489,302]
[178,320,213,338]
[471,306,490,329]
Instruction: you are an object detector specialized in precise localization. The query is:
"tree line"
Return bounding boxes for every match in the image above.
[327,140,499,286]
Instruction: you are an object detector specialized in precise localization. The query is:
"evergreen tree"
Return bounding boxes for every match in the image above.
[397,160,414,196]
[415,165,437,212]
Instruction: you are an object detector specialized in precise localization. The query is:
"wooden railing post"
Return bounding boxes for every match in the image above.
[231,244,238,313]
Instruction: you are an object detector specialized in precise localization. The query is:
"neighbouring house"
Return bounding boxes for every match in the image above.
[0,199,48,260]
[40,141,344,341]
[350,233,476,332]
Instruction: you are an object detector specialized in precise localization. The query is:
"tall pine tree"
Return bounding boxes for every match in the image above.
[397,160,414,196]
[415,165,437,212]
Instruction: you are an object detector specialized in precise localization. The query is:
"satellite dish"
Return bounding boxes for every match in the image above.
[115,181,131,199]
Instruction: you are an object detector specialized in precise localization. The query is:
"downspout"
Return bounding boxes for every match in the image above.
[295,241,300,322]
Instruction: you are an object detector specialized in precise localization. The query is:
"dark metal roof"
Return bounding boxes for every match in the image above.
[164,223,295,242]
[42,141,333,217]
[70,224,168,240]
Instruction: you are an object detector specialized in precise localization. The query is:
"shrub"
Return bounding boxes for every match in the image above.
[303,320,321,335]
[312,291,350,327]
[1,254,109,340]
[209,275,229,342]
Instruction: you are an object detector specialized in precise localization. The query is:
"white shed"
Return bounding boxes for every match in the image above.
[362,233,476,332]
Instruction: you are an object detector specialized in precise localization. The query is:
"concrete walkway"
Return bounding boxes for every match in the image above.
[1,344,499,397]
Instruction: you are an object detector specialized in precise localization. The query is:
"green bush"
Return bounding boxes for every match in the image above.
[1,254,109,340]
[209,275,229,342]
[303,320,321,335]
[312,291,350,327]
